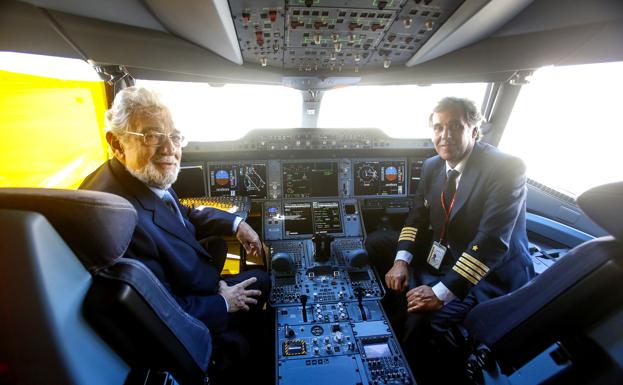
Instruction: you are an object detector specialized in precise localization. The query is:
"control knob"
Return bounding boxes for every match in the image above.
[333,331,343,343]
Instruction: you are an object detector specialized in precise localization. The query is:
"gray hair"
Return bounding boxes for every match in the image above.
[106,86,167,135]
[429,96,483,129]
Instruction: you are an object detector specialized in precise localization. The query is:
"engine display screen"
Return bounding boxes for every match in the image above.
[354,161,406,196]
[284,202,313,236]
[282,162,338,198]
[208,163,267,198]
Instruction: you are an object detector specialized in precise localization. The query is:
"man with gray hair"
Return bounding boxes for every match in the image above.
[80,86,270,378]
[366,97,533,384]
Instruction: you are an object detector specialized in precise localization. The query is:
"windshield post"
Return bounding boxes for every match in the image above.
[301,89,323,128]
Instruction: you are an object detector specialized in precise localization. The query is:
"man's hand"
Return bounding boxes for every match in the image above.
[218,277,262,313]
[385,260,409,292]
[236,221,262,259]
[406,285,443,313]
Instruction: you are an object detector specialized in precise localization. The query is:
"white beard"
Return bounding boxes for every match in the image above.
[127,157,179,189]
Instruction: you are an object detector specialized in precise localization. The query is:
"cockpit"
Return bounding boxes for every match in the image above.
[1,1,622,385]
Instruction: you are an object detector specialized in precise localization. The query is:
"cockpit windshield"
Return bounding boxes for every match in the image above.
[136,80,302,141]
[137,79,488,141]
[318,83,487,138]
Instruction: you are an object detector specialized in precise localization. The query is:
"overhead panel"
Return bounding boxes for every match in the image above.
[229,0,464,73]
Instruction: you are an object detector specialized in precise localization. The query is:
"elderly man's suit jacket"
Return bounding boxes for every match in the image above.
[398,141,534,301]
[80,158,236,332]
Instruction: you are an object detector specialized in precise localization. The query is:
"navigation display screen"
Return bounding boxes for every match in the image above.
[282,162,338,198]
[354,161,406,196]
[284,202,313,236]
[208,163,267,198]
[312,201,342,234]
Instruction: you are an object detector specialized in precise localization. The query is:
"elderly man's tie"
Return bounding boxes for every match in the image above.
[162,190,186,227]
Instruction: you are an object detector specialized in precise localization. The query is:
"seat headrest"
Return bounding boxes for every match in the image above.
[577,181,623,241]
[0,188,137,271]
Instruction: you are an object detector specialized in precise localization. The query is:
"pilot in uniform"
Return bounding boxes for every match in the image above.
[366,97,534,384]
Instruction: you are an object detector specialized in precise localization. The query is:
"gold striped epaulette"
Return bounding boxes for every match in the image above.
[398,226,417,242]
[452,252,490,286]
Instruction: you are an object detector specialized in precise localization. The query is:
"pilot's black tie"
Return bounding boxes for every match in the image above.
[443,169,460,209]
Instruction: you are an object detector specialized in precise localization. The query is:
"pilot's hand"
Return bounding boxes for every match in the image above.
[236,221,262,259]
[218,278,261,313]
[406,285,443,313]
[385,260,409,292]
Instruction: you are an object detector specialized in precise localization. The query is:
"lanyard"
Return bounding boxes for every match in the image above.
[439,190,457,244]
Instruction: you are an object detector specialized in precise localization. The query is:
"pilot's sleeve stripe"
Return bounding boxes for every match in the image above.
[455,260,484,281]
[461,252,489,273]
[398,227,417,242]
[452,265,479,285]
[458,256,487,277]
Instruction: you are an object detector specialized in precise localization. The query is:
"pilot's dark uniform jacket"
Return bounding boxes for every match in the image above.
[399,141,534,304]
[367,141,534,384]
[80,158,270,358]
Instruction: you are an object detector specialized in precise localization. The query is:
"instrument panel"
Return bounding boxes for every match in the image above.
[178,129,433,199]
[175,157,425,200]
[177,129,427,385]
[266,197,415,385]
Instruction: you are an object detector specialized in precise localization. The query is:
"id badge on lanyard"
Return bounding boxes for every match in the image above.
[427,241,446,269]
[427,189,456,270]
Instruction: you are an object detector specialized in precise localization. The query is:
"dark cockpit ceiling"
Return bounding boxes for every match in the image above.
[1,0,622,87]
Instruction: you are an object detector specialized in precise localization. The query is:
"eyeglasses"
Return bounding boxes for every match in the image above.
[124,131,187,147]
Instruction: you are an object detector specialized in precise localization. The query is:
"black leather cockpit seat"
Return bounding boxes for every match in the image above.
[0,188,211,385]
[464,182,623,382]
